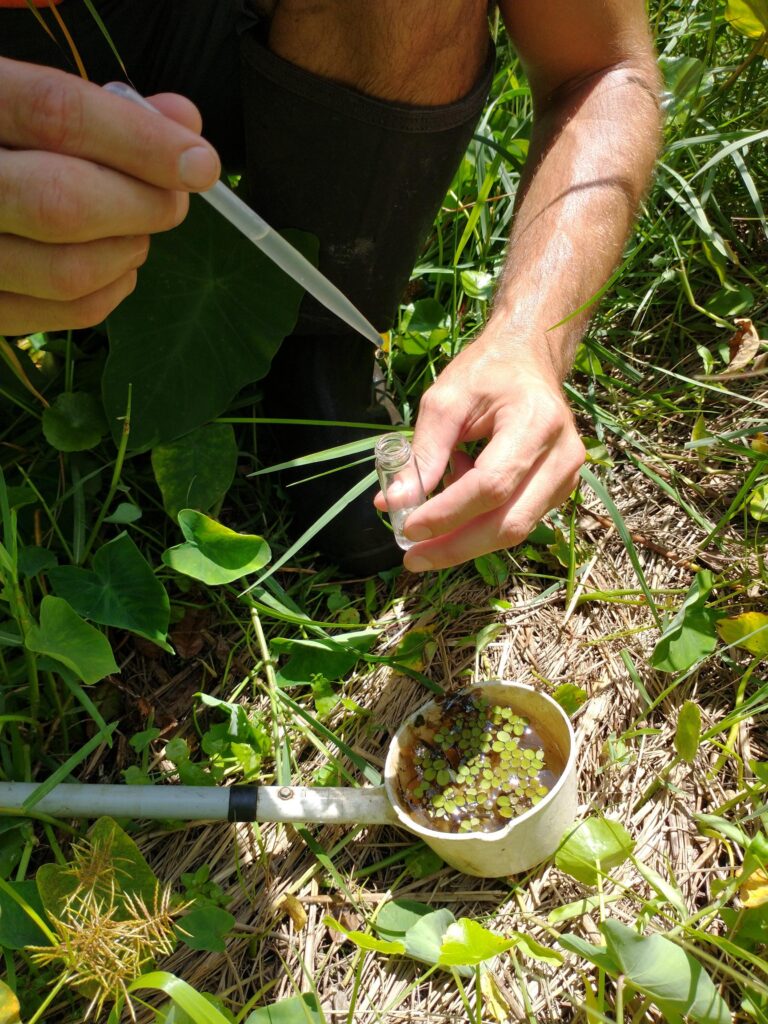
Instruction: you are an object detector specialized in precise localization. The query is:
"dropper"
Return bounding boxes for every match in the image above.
[103,82,383,349]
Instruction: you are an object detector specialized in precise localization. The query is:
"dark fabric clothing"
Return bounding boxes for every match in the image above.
[0,0,256,166]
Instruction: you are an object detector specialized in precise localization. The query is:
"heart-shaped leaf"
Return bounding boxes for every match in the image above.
[162,510,270,585]
[602,920,731,1024]
[438,918,518,966]
[651,571,717,673]
[152,423,237,521]
[24,596,118,684]
[555,817,635,886]
[105,197,316,450]
[48,533,171,651]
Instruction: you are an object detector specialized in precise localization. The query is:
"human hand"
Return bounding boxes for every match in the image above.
[376,332,586,571]
[0,58,221,335]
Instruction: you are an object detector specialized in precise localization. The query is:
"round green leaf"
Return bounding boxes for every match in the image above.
[152,423,237,521]
[162,510,271,585]
[177,906,236,953]
[555,816,635,886]
[24,596,118,684]
[42,392,107,452]
[104,197,317,450]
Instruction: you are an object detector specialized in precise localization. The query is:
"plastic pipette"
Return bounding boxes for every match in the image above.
[103,82,383,348]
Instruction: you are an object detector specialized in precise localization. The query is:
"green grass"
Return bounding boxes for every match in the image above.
[1,1,768,1022]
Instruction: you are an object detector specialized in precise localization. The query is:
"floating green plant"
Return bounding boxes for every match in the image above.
[398,691,562,834]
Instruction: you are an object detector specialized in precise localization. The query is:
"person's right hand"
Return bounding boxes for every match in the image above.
[0,58,221,336]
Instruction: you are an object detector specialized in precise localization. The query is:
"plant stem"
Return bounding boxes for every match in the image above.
[81,384,131,563]
[26,974,69,1024]
[250,606,289,785]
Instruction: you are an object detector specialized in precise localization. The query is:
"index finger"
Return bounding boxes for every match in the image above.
[0,57,220,190]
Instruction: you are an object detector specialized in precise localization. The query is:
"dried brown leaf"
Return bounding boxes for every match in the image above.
[728,318,764,371]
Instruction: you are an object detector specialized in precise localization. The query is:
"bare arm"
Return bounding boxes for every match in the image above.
[398,0,662,570]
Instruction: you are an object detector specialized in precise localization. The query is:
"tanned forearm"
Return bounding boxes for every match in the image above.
[486,60,662,378]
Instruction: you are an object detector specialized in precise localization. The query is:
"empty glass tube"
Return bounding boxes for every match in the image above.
[375,433,427,550]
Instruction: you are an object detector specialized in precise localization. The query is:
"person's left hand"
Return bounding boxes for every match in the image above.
[375,329,586,571]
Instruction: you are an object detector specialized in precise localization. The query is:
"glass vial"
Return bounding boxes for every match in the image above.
[374,433,427,550]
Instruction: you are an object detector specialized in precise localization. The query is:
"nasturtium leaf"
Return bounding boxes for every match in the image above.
[245,994,323,1024]
[555,817,635,886]
[375,899,434,938]
[0,880,49,949]
[24,596,118,684]
[651,571,717,673]
[0,980,21,1024]
[17,545,57,578]
[324,915,406,955]
[718,612,768,658]
[177,905,236,953]
[152,423,238,521]
[474,552,509,587]
[438,918,518,966]
[105,197,316,450]
[162,510,270,585]
[726,0,768,41]
[42,391,107,452]
[748,481,768,521]
[674,700,702,763]
[602,920,731,1024]
[48,533,171,651]
[104,502,142,524]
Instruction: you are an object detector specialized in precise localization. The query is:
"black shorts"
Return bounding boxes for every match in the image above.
[0,0,257,167]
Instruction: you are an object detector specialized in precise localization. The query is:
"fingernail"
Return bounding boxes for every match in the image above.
[178,145,219,189]
[406,525,432,542]
[406,556,433,573]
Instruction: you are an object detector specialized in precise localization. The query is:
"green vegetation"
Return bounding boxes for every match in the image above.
[1,1,767,1021]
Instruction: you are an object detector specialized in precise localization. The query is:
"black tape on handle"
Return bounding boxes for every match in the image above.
[227,786,260,822]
